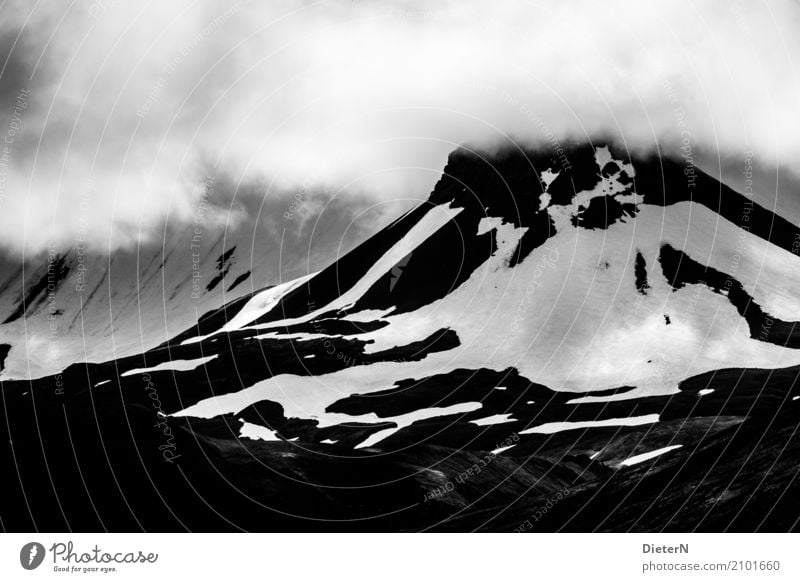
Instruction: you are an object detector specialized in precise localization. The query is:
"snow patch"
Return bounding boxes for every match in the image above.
[348,402,482,449]
[252,202,464,333]
[181,273,316,345]
[120,354,218,377]
[477,216,504,236]
[251,331,334,341]
[341,309,392,322]
[540,168,559,189]
[470,413,515,426]
[619,444,683,467]
[239,420,280,442]
[355,427,400,449]
[520,414,660,435]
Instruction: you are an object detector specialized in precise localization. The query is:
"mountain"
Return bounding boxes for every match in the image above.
[0,226,257,379]
[2,140,800,532]
[0,188,378,380]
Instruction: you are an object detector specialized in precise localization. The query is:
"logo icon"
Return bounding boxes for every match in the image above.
[20,542,45,570]
[389,253,412,292]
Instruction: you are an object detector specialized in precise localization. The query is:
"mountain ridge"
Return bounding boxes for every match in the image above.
[2,140,800,531]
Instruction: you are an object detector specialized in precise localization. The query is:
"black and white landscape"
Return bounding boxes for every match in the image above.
[2,1,800,532]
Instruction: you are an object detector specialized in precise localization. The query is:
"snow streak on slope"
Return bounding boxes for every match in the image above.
[352,402,483,449]
[519,414,660,435]
[248,202,465,331]
[120,355,218,377]
[181,273,316,345]
[619,444,683,467]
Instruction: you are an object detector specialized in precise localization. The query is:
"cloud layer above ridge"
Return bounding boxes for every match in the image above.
[1,0,799,255]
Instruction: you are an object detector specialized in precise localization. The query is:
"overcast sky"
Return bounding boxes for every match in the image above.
[1,0,800,257]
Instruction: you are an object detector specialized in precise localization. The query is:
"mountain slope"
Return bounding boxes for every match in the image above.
[2,140,800,532]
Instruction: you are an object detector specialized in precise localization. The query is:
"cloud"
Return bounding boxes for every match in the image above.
[1,0,799,255]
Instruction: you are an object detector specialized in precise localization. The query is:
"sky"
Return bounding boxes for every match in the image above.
[1,0,800,258]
